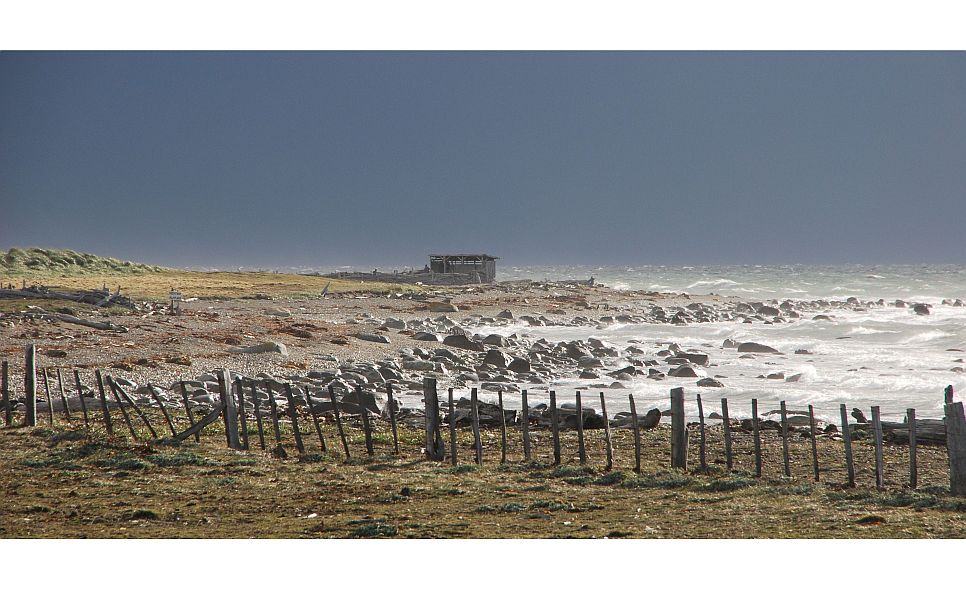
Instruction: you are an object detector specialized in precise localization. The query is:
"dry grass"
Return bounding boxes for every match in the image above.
[2,415,965,539]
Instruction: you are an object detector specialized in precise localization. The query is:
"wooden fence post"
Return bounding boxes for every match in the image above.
[110,378,158,439]
[179,381,199,443]
[1,360,10,427]
[600,392,613,471]
[236,379,250,450]
[629,394,641,474]
[250,381,267,450]
[722,397,732,471]
[447,387,457,466]
[56,369,71,422]
[386,383,399,455]
[304,386,326,453]
[41,368,55,424]
[521,389,532,462]
[423,378,445,461]
[945,401,966,496]
[670,387,687,470]
[808,405,819,482]
[550,390,561,466]
[95,369,113,435]
[471,387,483,466]
[752,398,762,478]
[696,393,706,470]
[908,408,917,489]
[150,384,178,437]
[872,406,884,490]
[780,401,791,477]
[357,385,374,457]
[25,344,36,427]
[73,370,90,431]
[106,376,138,440]
[498,390,507,464]
[840,404,855,488]
[283,383,305,455]
[218,369,241,450]
[328,385,350,460]
[268,382,284,451]
[576,391,587,464]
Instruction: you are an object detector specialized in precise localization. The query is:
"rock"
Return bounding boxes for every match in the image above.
[824,423,838,433]
[496,309,514,319]
[736,342,781,354]
[812,314,832,321]
[481,349,511,369]
[428,301,459,313]
[482,334,509,347]
[354,333,391,344]
[383,318,406,329]
[722,338,739,349]
[669,365,701,378]
[765,372,785,380]
[507,357,531,374]
[851,408,868,423]
[894,300,907,308]
[264,307,292,317]
[675,352,709,366]
[442,334,484,352]
[229,341,288,357]
[758,305,780,317]
[696,377,724,387]
[577,356,605,369]
[412,332,441,342]
[912,303,930,316]
[794,349,812,355]
[641,408,661,429]
[785,373,803,382]
[579,370,599,379]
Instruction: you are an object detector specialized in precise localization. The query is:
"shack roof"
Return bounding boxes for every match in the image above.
[429,254,499,260]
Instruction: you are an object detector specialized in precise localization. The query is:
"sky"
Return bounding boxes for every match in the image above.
[1,51,965,269]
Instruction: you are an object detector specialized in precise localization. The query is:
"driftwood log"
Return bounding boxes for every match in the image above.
[18,306,128,332]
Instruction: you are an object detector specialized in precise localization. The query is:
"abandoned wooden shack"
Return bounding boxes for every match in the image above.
[428,254,498,283]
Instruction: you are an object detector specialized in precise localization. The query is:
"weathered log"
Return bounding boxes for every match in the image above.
[304,386,327,453]
[21,306,128,332]
[872,406,885,489]
[908,408,917,489]
[780,401,790,477]
[283,383,305,455]
[423,378,445,461]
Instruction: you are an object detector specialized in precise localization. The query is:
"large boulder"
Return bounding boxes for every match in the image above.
[229,341,289,357]
[412,332,441,342]
[428,301,459,313]
[675,352,709,366]
[696,377,724,387]
[483,334,509,347]
[669,364,702,378]
[354,333,391,344]
[736,342,781,354]
[507,357,531,374]
[442,334,484,352]
[481,349,511,369]
[913,303,930,316]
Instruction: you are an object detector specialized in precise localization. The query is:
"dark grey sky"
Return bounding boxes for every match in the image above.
[1,51,964,268]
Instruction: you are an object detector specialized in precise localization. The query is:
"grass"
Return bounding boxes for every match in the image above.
[3,420,966,538]
[1,248,421,301]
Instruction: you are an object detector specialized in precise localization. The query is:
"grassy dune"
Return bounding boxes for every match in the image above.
[1,248,416,300]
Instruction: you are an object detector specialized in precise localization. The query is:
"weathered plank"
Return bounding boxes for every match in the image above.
[327,385,350,459]
[840,404,856,488]
[752,398,762,477]
[722,397,732,471]
[629,394,642,474]
[576,391,587,464]
[550,390,561,465]
[95,369,114,435]
[600,392,613,471]
[670,387,687,469]
[696,393,706,470]
[521,389,532,462]
[423,378,445,461]
[944,401,966,496]
[283,383,306,455]
[872,406,885,490]
[780,401,790,477]
[25,344,36,427]
[908,408,917,489]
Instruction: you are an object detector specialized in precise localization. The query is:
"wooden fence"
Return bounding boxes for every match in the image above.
[2,344,965,495]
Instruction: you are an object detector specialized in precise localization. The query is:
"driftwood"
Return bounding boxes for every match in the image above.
[0,286,135,308]
[856,419,947,445]
[19,306,128,332]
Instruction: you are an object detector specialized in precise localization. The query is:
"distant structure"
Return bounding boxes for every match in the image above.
[428,253,499,283]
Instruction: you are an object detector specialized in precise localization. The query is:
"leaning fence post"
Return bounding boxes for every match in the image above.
[25,344,36,427]
[629,394,641,474]
[150,384,178,437]
[219,369,242,450]
[780,401,791,477]
[471,387,483,466]
[576,391,587,464]
[521,389,532,462]
[95,369,113,435]
[840,404,855,488]
[73,370,90,431]
[600,392,613,471]
[56,369,71,422]
[304,386,326,453]
[448,388,458,466]
[111,378,158,439]
[251,381,267,450]
[808,404,819,482]
[944,400,966,496]
[179,381,199,442]
[550,390,561,466]
[722,397,732,471]
[670,387,687,470]
[328,385,350,460]
[386,383,399,455]
[235,379,250,450]
[908,408,917,489]
[268,382,285,453]
[357,385,374,457]
[498,390,508,464]
[423,378,445,461]
[696,393,706,470]
[106,376,139,440]
[872,406,884,490]
[283,383,305,455]
[1,360,10,427]
[752,398,762,477]
[41,368,55,425]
